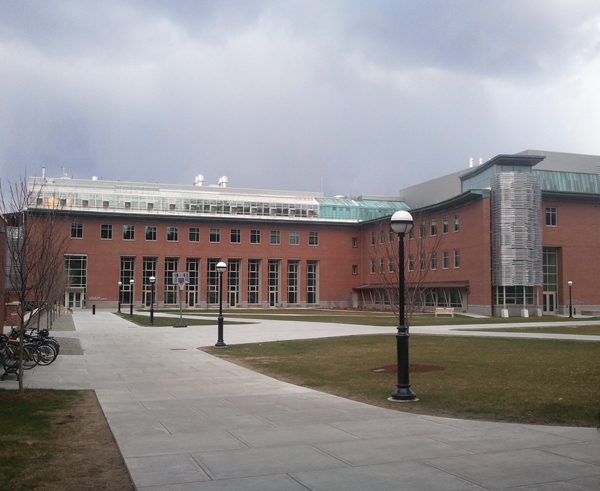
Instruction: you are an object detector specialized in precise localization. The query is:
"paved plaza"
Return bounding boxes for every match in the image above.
[2,311,600,490]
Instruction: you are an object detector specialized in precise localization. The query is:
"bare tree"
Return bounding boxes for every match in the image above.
[369,211,444,326]
[1,176,70,390]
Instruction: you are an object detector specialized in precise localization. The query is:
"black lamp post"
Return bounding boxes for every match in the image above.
[118,281,122,313]
[215,261,227,347]
[149,276,155,326]
[129,279,135,318]
[568,281,573,318]
[389,210,416,402]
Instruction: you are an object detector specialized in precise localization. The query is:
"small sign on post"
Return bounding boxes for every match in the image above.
[172,272,189,328]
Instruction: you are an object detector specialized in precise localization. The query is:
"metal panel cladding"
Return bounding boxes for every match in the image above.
[491,172,543,286]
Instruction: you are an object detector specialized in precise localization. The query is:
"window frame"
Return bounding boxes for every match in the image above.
[209,228,221,243]
[145,225,157,241]
[454,250,460,268]
[71,222,83,239]
[100,224,113,240]
[546,207,557,227]
[188,227,200,242]
[270,230,281,245]
[289,231,299,245]
[230,228,241,244]
[308,231,319,246]
[166,226,178,242]
[250,229,261,244]
[123,225,135,241]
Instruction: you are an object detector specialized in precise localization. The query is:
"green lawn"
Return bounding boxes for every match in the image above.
[0,390,80,490]
[204,334,600,427]
[463,325,600,335]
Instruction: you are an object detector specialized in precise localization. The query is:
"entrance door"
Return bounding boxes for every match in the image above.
[67,291,83,309]
[543,292,556,313]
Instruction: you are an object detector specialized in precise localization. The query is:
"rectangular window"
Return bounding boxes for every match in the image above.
[388,258,394,273]
[120,257,135,304]
[430,219,437,236]
[268,260,281,306]
[306,261,319,304]
[389,229,394,243]
[380,229,385,244]
[250,229,261,244]
[352,265,358,275]
[164,257,179,304]
[64,255,87,307]
[454,250,460,268]
[209,228,221,243]
[379,258,385,273]
[443,216,449,234]
[228,259,241,307]
[546,207,557,226]
[189,227,200,242]
[206,259,220,305]
[454,214,459,232]
[248,259,261,304]
[287,261,299,304]
[167,226,178,242]
[419,254,425,271]
[431,252,437,270]
[419,221,426,238]
[186,258,200,307]
[408,255,414,272]
[408,228,414,240]
[145,226,157,241]
[101,224,113,240]
[289,231,299,245]
[270,230,281,245]
[352,237,358,248]
[142,257,157,307]
[443,251,449,269]
[230,229,241,243]
[371,231,376,245]
[71,223,83,239]
[308,231,319,246]
[123,225,135,241]
[371,259,376,274]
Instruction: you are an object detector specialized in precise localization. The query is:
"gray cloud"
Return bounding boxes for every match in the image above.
[1,1,600,196]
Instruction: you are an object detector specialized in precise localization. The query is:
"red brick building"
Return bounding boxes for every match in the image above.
[26,149,600,317]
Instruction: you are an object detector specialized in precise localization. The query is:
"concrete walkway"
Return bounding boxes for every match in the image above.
[2,311,599,490]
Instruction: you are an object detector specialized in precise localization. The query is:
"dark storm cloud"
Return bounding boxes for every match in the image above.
[1,1,600,196]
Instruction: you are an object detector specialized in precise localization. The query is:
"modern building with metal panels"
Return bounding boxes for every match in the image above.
[21,149,600,316]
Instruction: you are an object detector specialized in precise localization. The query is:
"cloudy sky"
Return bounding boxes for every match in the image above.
[1,1,600,197]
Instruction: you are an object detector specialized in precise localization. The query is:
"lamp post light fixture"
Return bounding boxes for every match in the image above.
[389,210,417,402]
[129,279,135,318]
[568,281,573,318]
[215,261,228,347]
[149,276,155,326]
[117,281,122,313]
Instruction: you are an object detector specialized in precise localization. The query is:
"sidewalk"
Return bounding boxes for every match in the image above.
[2,311,599,490]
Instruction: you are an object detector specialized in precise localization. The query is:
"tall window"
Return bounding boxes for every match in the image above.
[164,257,179,304]
[142,257,157,307]
[268,260,281,306]
[443,251,449,269]
[408,255,414,272]
[209,228,220,243]
[167,227,178,242]
[287,260,299,304]
[228,259,241,306]
[352,237,358,247]
[306,261,319,304]
[308,231,319,246]
[189,227,200,242]
[546,207,557,226]
[230,229,241,243]
[248,259,261,304]
[371,259,376,274]
[120,257,135,304]
[442,216,449,234]
[388,258,394,273]
[206,259,220,305]
[430,219,437,236]
[454,250,460,268]
[270,230,281,245]
[431,252,437,270]
[379,258,385,273]
[454,214,459,232]
[64,255,87,307]
[371,231,376,245]
[123,225,135,241]
[186,258,200,307]
[101,224,113,240]
[380,229,385,244]
[289,231,299,245]
[419,221,426,238]
[146,226,157,241]
[250,229,261,244]
[71,223,83,239]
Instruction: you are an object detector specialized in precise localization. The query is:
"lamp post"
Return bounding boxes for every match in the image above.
[129,279,135,318]
[215,261,227,347]
[149,276,155,326]
[389,210,416,401]
[117,281,122,313]
[568,281,573,318]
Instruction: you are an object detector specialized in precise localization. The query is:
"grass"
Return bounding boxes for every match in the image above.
[204,334,600,427]
[159,308,600,327]
[116,313,251,327]
[463,325,600,335]
[0,390,80,490]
